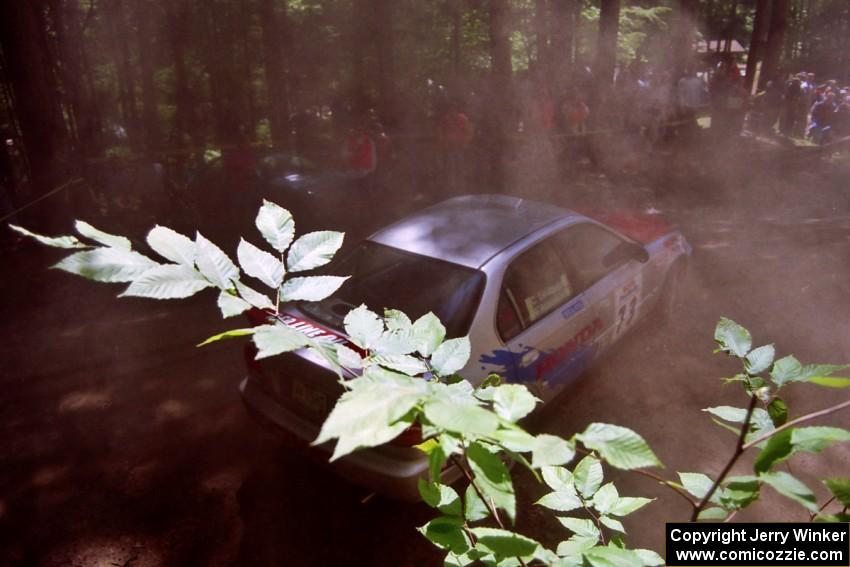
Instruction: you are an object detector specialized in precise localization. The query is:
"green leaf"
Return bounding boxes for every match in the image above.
[542,466,574,492]
[286,230,344,272]
[556,535,598,557]
[431,337,471,376]
[609,496,652,517]
[280,275,349,302]
[384,309,412,331]
[678,472,715,500]
[75,220,131,249]
[760,471,818,512]
[418,516,470,555]
[466,442,516,522]
[824,478,850,507]
[714,317,752,358]
[194,232,239,289]
[578,423,662,470]
[469,528,539,559]
[235,281,275,310]
[697,507,728,521]
[754,429,793,473]
[252,324,310,359]
[744,344,775,375]
[464,482,490,521]
[770,355,803,386]
[315,375,423,460]
[703,406,747,422]
[53,248,159,282]
[557,518,600,540]
[196,327,255,347]
[146,225,195,265]
[573,456,604,498]
[418,480,462,516]
[373,353,428,376]
[598,516,625,533]
[256,199,294,253]
[592,483,619,515]
[335,344,363,369]
[490,427,537,453]
[119,264,212,299]
[634,549,665,566]
[767,398,788,427]
[800,364,847,380]
[344,304,384,349]
[237,238,285,289]
[807,376,850,388]
[217,291,251,318]
[423,400,499,437]
[720,476,760,509]
[536,484,582,513]
[584,546,642,566]
[9,224,89,249]
[492,384,538,423]
[531,434,576,468]
[412,312,446,356]
[791,426,850,452]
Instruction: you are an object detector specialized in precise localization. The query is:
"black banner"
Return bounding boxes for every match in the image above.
[666,523,849,566]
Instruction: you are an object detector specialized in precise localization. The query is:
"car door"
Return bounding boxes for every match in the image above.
[494,238,602,401]
[551,222,649,354]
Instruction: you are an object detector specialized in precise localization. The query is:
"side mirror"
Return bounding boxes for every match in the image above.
[603,242,650,267]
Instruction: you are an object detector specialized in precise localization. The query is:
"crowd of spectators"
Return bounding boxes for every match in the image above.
[752,71,850,144]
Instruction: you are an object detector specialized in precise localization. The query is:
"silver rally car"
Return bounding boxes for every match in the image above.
[239,194,691,499]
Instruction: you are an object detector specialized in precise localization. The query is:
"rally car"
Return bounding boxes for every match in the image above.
[239,194,691,499]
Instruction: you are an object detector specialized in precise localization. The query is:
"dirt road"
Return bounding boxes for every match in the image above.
[2,144,848,566]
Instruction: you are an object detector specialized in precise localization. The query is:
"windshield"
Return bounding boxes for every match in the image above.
[300,242,485,338]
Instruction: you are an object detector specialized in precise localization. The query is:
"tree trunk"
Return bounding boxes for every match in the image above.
[374,0,396,125]
[167,2,191,149]
[137,0,160,153]
[260,0,290,145]
[672,0,698,78]
[745,0,771,92]
[0,0,69,205]
[108,0,140,146]
[760,0,790,88]
[595,0,620,85]
[487,0,513,188]
[551,0,575,84]
[451,0,462,76]
[534,0,551,79]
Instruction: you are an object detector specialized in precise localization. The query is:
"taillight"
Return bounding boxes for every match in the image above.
[246,307,274,327]
[390,424,423,447]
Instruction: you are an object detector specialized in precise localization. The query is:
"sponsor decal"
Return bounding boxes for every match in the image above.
[279,313,351,346]
[480,317,603,386]
[561,298,585,320]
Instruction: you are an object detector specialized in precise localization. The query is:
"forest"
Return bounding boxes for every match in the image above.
[1,0,849,219]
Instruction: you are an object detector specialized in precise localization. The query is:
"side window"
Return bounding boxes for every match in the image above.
[553,223,631,289]
[497,241,574,341]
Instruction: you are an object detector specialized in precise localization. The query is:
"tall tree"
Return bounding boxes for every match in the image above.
[0,0,70,203]
[550,0,575,83]
[596,0,620,85]
[761,0,790,87]
[374,0,396,124]
[745,0,771,91]
[260,0,290,144]
[534,0,551,79]
[137,0,161,153]
[672,0,698,78]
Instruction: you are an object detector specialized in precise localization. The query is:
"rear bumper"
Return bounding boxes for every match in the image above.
[239,376,455,501]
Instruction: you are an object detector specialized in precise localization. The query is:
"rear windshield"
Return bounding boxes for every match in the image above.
[300,241,485,338]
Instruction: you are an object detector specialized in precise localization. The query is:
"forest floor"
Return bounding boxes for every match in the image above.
[1,133,849,566]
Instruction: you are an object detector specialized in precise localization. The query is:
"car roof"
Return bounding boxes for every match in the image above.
[368,194,575,269]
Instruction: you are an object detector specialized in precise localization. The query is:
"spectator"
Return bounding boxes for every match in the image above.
[436,98,474,193]
[809,92,838,145]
